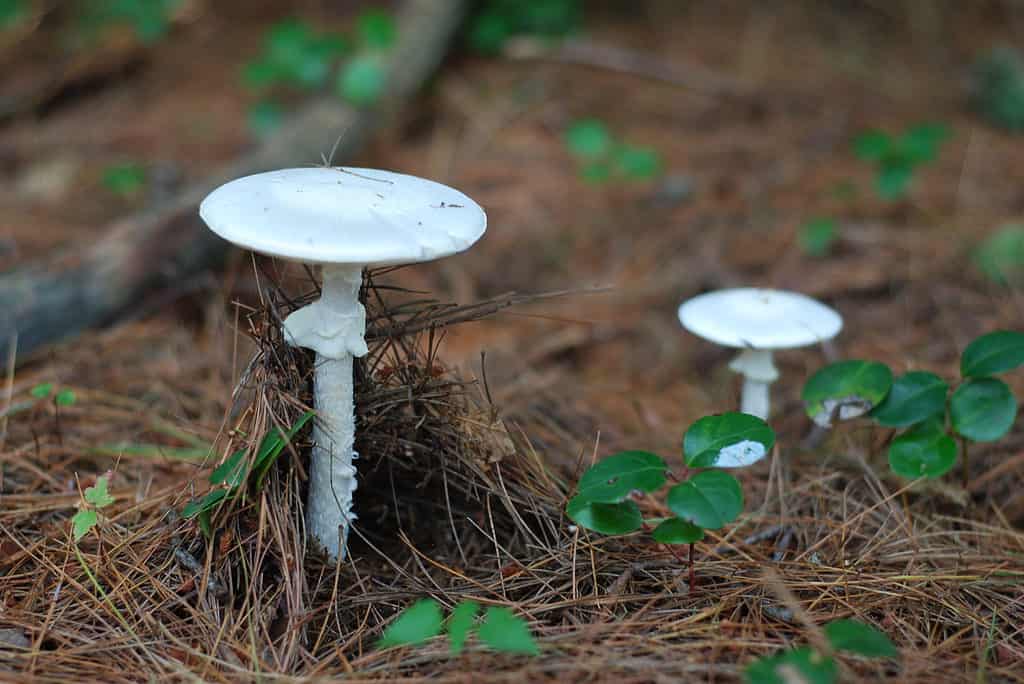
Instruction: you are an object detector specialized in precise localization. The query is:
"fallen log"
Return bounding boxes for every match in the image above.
[0,0,469,365]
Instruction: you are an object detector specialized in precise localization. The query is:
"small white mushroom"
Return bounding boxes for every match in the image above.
[199,167,486,561]
[678,288,842,419]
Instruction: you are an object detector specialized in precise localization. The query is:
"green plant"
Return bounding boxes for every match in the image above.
[799,217,840,258]
[852,122,950,200]
[467,0,581,55]
[335,10,397,106]
[564,119,662,184]
[243,19,350,92]
[972,46,1024,134]
[567,412,774,589]
[78,0,182,44]
[72,473,115,541]
[0,0,26,30]
[182,411,314,537]
[102,163,146,198]
[801,331,1024,486]
[975,224,1024,286]
[378,598,538,656]
[745,618,897,684]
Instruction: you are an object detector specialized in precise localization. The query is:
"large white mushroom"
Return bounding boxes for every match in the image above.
[199,167,486,561]
[678,288,842,419]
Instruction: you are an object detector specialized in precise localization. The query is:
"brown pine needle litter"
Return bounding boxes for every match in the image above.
[1,267,1023,683]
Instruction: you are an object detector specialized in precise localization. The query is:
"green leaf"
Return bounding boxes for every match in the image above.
[799,217,839,258]
[580,161,611,184]
[102,163,146,198]
[356,9,396,50]
[614,145,661,180]
[853,129,891,161]
[898,122,949,165]
[824,619,897,658]
[478,606,538,655]
[467,9,512,55]
[241,59,282,90]
[198,509,213,539]
[651,517,705,544]
[248,100,285,137]
[574,451,667,504]
[378,599,444,648]
[566,498,642,535]
[267,19,311,64]
[182,489,228,519]
[253,411,315,484]
[744,647,838,684]
[870,371,948,428]
[565,119,612,159]
[888,420,957,479]
[447,600,480,655]
[337,55,387,106]
[0,0,27,30]
[683,412,775,468]
[55,389,76,407]
[30,383,53,399]
[974,224,1024,285]
[950,377,1017,442]
[71,510,98,542]
[84,476,115,508]
[876,163,913,200]
[209,449,248,488]
[803,360,894,427]
[961,330,1024,377]
[666,470,744,530]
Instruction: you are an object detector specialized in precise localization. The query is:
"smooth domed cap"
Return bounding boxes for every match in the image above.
[678,288,842,350]
[199,167,486,265]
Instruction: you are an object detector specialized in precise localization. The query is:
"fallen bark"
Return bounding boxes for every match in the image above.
[0,0,469,365]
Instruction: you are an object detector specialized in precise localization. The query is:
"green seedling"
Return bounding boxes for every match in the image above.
[972,46,1024,134]
[378,599,538,656]
[78,0,182,44]
[975,224,1024,286]
[567,412,774,590]
[102,163,146,198]
[72,473,115,542]
[243,19,350,91]
[564,119,662,184]
[852,122,950,200]
[182,411,314,537]
[335,9,396,107]
[802,330,1024,486]
[745,618,897,684]
[467,0,581,55]
[799,217,840,258]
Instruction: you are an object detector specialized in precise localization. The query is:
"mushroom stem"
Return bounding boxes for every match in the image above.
[284,263,368,561]
[728,349,779,420]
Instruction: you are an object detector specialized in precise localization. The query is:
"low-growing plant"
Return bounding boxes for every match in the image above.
[975,223,1024,286]
[567,412,775,590]
[181,411,314,537]
[972,46,1024,134]
[77,0,182,44]
[852,122,950,200]
[745,618,897,684]
[102,162,146,198]
[467,0,581,55]
[802,330,1024,486]
[378,598,538,656]
[564,118,662,185]
[71,472,114,542]
[799,217,840,258]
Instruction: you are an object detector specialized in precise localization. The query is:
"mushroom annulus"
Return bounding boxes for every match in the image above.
[199,167,486,561]
[678,288,842,419]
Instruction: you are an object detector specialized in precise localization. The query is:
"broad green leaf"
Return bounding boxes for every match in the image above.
[30,383,53,399]
[55,389,76,407]
[888,421,956,479]
[356,9,396,50]
[478,606,538,655]
[447,600,479,655]
[253,411,316,483]
[876,163,913,200]
[565,119,612,159]
[974,225,1024,285]
[799,217,839,258]
[666,470,743,530]
[651,517,704,544]
[566,498,642,535]
[337,55,387,106]
[683,412,775,468]
[950,378,1017,442]
[852,130,891,161]
[803,360,893,427]
[209,449,248,488]
[71,510,98,542]
[182,489,228,519]
[744,647,838,684]
[84,476,115,508]
[824,619,898,658]
[961,330,1024,377]
[574,451,667,504]
[870,371,948,428]
[614,145,661,180]
[378,599,444,648]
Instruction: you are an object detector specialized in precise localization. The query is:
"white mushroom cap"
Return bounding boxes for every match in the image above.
[678,288,842,350]
[199,167,486,265]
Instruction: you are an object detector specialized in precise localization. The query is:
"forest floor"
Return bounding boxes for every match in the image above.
[2,2,1024,682]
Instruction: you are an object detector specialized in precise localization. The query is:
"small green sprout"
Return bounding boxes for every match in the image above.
[102,163,146,198]
[378,598,538,656]
[852,122,950,200]
[799,217,840,258]
[972,46,1024,134]
[72,474,115,542]
[564,119,662,184]
[467,0,581,55]
[745,618,897,684]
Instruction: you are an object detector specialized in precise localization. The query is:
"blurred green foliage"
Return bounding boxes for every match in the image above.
[102,163,146,198]
[0,0,26,29]
[565,119,662,184]
[853,122,950,200]
[468,0,581,55]
[972,46,1024,134]
[799,217,839,257]
[78,0,182,44]
[975,224,1024,285]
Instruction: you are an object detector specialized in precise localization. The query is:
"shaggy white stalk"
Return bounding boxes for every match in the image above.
[283,263,368,560]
